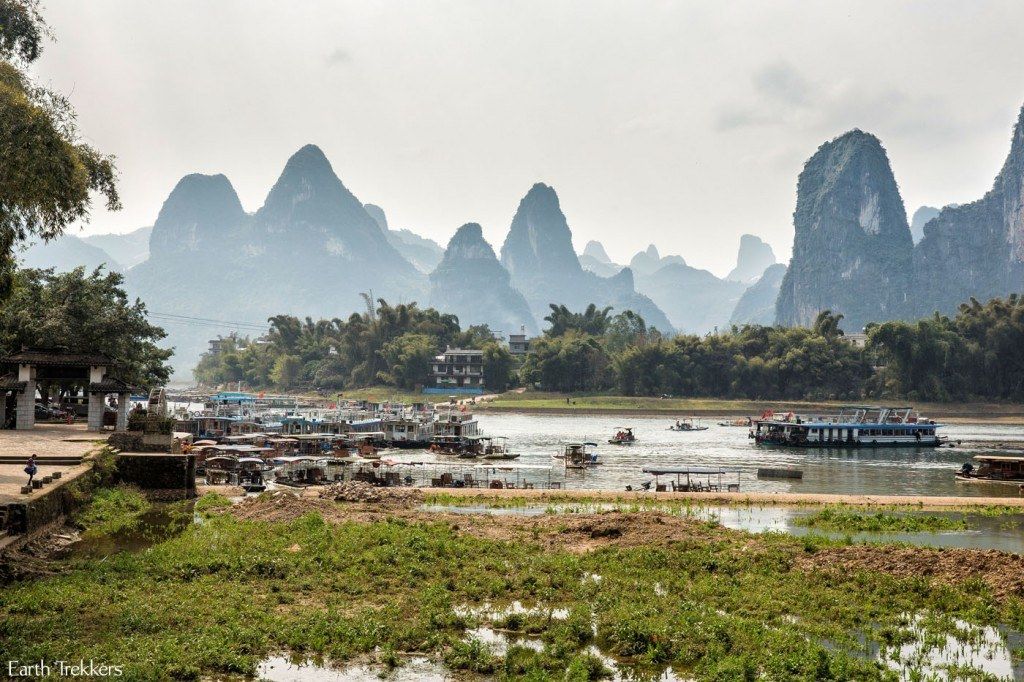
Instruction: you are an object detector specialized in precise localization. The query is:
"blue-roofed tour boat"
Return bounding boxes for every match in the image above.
[751,406,945,448]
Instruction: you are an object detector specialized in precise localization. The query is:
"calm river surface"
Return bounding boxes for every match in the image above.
[440,413,1024,497]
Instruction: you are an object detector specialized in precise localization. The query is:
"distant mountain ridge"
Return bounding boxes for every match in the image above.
[126,145,427,373]
[776,130,913,330]
[726,234,776,283]
[731,263,787,326]
[429,223,538,335]
[775,101,1024,329]
[910,104,1024,318]
[365,203,444,273]
[500,183,675,332]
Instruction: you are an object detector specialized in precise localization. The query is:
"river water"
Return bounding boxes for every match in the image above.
[444,413,1024,497]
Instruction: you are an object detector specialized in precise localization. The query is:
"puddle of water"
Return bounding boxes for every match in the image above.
[257,655,448,681]
[454,600,569,620]
[61,504,195,559]
[869,615,1024,681]
[464,627,544,655]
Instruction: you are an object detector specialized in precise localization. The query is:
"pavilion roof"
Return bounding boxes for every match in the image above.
[0,374,28,392]
[88,377,139,394]
[2,348,111,367]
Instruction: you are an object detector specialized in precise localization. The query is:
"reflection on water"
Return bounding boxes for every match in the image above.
[61,505,194,559]
[870,615,1024,681]
[257,656,449,682]
[453,414,1024,496]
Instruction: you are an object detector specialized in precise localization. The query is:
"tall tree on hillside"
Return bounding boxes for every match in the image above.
[0,0,120,299]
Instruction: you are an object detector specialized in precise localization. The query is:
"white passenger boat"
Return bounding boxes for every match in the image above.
[751,406,944,448]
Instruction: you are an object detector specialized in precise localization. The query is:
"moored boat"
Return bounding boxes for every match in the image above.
[751,406,944,448]
[955,455,1024,485]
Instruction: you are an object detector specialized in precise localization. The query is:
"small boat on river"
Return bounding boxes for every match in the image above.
[608,427,637,445]
[669,418,708,432]
[955,455,1024,485]
[555,442,600,469]
[475,436,520,461]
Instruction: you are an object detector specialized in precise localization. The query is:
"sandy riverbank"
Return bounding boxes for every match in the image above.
[294,485,1024,509]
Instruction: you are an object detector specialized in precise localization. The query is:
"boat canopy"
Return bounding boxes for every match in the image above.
[643,466,738,475]
[972,455,1024,462]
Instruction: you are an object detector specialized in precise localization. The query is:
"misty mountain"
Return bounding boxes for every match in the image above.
[729,263,787,326]
[911,103,1024,317]
[634,262,747,334]
[725,234,776,283]
[500,183,674,332]
[429,223,538,335]
[776,130,913,330]
[82,226,153,268]
[365,203,444,273]
[20,234,121,273]
[126,145,427,374]
[909,206,939,245]
[628,244,686,276]
[582,240,612,263]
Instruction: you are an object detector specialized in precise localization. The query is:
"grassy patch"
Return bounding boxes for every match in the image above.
[2,502,1018,679]
[194,492,233,515]
[74,485,151,537]
[794,507,969,533]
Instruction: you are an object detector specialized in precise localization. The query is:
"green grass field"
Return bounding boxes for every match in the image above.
[2,491,1022,680]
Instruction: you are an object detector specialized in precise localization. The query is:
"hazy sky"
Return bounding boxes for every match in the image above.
[32,0,1024,276]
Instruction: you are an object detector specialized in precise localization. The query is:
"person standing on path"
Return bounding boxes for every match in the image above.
[25,453,38,486]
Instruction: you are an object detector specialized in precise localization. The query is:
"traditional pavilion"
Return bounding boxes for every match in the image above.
[0,348,138,432]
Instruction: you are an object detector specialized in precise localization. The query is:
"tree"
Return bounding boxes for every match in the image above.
[522,332,612,392]
[376,333,436,389]
[0,0,120,299]
[605,310,650,354]
[543,303,613,337]
[270,354,302,389]
[812,310,845,339]
[0,266,171,386]
[481,341,515,392]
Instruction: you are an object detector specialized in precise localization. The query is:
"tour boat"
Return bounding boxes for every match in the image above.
[475,436,520,461]
[555,442,600,469]
[750,406,944,448]
[668,418,708,432]
[955,455,1024,485]
[608,427,637,445]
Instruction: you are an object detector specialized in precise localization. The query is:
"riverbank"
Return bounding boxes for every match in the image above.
[410,487,1024,510]
[472,392,1024,423]
[3,487,1024,679]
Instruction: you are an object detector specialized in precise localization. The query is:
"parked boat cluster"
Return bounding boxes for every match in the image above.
[170,397,1022,491]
